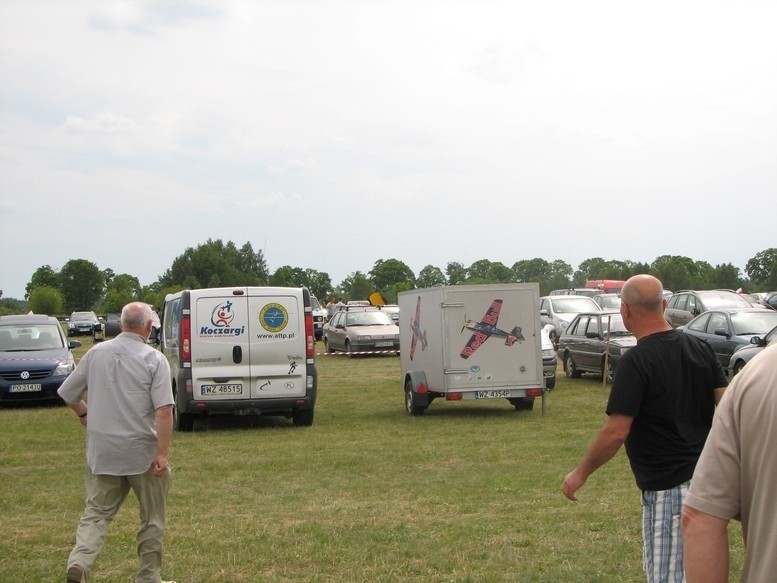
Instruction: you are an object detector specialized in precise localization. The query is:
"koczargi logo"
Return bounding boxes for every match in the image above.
[199,300,245,337]
[259,303,288,333]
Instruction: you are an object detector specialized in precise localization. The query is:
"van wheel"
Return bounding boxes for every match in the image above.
[404,381,425,416]
[292,408,314,427]
[175,409,194,432]
[565,355,581,379]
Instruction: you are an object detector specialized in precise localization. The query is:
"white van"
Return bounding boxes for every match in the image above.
[159,286,318,431]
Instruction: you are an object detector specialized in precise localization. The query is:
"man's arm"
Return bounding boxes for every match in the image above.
[152,405,173,477]
[713,387,726,405]
[561,413,633,501]
[681,505,729,583]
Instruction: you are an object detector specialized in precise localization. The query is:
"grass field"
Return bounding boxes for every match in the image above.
[0,339,744,582]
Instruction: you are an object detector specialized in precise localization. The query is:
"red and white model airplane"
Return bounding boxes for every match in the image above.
[460,299,524,359]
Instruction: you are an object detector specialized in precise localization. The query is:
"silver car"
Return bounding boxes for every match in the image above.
[727,324,777,377]
[539,295,601,345]
[323,307,400,356]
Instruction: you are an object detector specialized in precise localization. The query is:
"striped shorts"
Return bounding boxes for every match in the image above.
[641,480,689,583]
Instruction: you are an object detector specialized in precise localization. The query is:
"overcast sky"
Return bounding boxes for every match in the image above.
[1,1,775,300]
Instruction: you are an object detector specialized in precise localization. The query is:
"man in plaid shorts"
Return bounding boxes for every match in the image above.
[561,275,727,582]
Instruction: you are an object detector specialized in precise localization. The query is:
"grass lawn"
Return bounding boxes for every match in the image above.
[0,339,744,582]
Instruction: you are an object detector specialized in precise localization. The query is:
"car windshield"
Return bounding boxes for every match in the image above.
[71,312,96,322]
[597,296,621,309]
[552,298,599,313]
[601,314,630,334]
[0,324,63,351]
[346,311,393,326]
[730,311,777,336]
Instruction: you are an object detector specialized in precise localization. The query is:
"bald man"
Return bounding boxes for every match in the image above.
[561,275,727,583]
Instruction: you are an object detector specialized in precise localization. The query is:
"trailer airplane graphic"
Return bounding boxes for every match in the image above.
[409,296,428,360]
[460,299,525,359]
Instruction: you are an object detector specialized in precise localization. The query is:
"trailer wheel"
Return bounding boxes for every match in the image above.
[509,397,534,411]
[545,375,556,390]
[404,381,425,416]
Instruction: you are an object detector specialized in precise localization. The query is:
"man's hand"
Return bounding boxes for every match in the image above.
[561,468,586,501]
[152,455,169,477]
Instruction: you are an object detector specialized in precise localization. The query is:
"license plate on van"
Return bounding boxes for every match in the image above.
[475,390,510,399]
[201,384,243,396]
[9,384,42,393]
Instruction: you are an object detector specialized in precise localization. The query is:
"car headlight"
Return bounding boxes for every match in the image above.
[542,348,555,358]
[558,319,570,331]
[53,362,76,377]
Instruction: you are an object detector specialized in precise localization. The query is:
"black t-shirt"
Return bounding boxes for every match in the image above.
[607,329,728,491]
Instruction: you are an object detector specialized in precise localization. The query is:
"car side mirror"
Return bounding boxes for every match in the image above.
[69,340,82,349]
[540,309,548,316]
[713,328,729,337]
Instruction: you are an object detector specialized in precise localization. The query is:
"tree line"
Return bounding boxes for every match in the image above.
[5,239,776,317]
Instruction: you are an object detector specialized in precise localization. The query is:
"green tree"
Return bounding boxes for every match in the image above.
[304,269,333,301]
[416,265,446,288]
[0,298,26,316]
[338,271,373,302]
[158,239,269,289]
[446,262,468,285]
[746,248,777,290]
[59,259,105,312]
[28,286,64,315]
[649,255,707,292]
[369,259,415,292]
[270,265,307,287]
[466,259,495,282]
[25,265,60,300]
[710,263,741,291]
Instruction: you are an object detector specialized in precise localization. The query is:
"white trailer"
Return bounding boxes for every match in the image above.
[399,284,545,416]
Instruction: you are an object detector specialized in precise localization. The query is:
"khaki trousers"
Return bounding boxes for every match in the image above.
[68,465,170,583]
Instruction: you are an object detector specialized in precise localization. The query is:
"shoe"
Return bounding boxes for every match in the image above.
[66,564,86,583]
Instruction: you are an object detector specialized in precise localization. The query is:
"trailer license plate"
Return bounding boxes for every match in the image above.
[9,384,42,393]
[201,384,243,396]
[475,390,510,399]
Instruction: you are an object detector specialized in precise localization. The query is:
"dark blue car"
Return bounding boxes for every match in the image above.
[0,314,81,406]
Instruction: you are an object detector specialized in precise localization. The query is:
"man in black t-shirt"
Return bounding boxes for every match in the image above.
[561,275,727,583]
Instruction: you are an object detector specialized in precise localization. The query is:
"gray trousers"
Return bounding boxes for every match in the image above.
[68,465,170,583]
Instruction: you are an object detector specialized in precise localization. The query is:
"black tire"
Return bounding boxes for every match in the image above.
[732,360,746,376]
[546,376,556,390]
[292,407,314,427]
[324,338,333,354]
[565,354,581,379]
[346,340,356,358]
[404,380,425,416]
[509,397,535,411]
[175,409,194,432]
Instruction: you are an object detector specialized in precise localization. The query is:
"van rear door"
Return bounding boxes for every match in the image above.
[189,288,307,402]
[246,290,306,399]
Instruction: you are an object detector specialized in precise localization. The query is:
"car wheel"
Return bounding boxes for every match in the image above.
[732,360,746,376]
[346,340,356,358]
[292,407,314,427]
[565,355,581,379]
[546,376,555,390]
[324,337,333,354]
[404,380,425,416]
